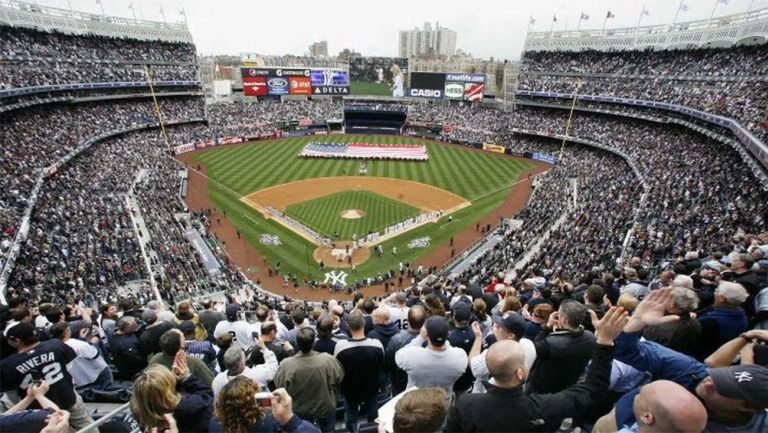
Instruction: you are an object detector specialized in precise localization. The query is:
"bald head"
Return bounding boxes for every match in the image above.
[634,380,707,433]
[486,340,527,387]
[373,306,390,325]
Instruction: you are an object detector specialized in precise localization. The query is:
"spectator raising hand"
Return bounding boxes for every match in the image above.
[589,306,630,346]
[623,288,681,333]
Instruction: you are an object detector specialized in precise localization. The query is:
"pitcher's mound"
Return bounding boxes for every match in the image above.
[340,209,366,219]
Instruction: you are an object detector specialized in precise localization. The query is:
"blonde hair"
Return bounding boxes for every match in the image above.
[617,294,639,313]
[130,365,181,430]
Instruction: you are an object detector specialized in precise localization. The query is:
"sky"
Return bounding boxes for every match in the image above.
[37,0,768,60]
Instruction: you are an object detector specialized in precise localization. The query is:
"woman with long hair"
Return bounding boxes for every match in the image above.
[209,376,318,433]
[131,355,213,433]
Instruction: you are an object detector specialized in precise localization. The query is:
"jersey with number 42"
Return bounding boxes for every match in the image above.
[0,339,77,409]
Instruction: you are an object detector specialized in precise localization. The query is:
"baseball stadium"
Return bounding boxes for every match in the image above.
[1,1,768,432]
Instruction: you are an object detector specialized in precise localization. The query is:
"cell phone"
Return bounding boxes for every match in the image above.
[255,392,272,408]
[252,331,260,338]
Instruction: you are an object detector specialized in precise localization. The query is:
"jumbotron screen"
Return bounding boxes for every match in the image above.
[241,67,350,96]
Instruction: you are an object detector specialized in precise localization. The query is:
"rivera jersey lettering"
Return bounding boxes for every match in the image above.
[1,339,77,409]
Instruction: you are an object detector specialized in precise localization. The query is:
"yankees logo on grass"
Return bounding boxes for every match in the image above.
[408,237,431,249]
[323,270,348,286]
[259,234,282,245]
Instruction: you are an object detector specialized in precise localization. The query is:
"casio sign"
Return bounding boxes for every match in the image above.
[268,78,288,88]
[409,88,442,98]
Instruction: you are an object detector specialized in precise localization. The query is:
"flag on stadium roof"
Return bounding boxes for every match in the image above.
[580,12,590,20]
[529,16,536,25]
[553,14,557,22]
[679,2,690,11]
[606,11,615,19]
[642,7,650,16]
[718,0,729,4]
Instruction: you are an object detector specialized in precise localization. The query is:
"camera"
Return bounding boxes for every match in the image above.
[255,392,272,408]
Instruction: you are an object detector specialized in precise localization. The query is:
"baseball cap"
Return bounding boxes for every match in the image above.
[68,320,88,337]
[6,322,38,343]
[425,316,449,345]
[226,303,239,321]
[708,365,768,409]
[452,302,471,324]
[702,261,725,272]
[493,312,527,339]
[178,321,196,335]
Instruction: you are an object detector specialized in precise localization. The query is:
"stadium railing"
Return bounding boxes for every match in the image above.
[516,90,768,171]
[0,80,201,99]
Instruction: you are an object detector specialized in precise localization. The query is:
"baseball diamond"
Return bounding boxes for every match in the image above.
[186,134,536,284]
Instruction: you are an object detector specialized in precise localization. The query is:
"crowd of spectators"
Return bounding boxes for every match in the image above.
[520,45,768,143]
[1,25,768,433]
[0,25,198,90]
[2,262,767,432]
[1,97,204,270]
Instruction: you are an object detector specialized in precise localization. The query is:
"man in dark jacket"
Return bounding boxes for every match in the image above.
[447,306,628,432]
[695,281,748,360]
[526,300,596,394]
[334,312,384,433]
[139,310,173,355]
[642,287,701,357]
[386,306,425,395]
[108,316,148,379]
[368,307,399,349]
[722,253,759,317]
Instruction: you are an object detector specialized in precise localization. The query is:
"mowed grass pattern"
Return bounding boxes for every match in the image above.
[192,135,534,281]
[285,191,421,240]
[196,135,530,200]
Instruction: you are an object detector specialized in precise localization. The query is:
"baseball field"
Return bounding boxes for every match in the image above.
[185,134,536,287]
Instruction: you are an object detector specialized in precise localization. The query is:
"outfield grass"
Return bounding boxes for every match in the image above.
[351,81,392,96]
[285,191,421,240]
[193,135,533,282]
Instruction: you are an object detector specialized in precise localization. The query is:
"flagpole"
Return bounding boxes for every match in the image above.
[710,0,720,19]
[128,1,137,21]
[673,0,684,23]
[636,5,646,29]
[550,15,556,35]
[559,78,582,163]
[746,0,755,13]
[602,13,608,31]
[577,11,582,31]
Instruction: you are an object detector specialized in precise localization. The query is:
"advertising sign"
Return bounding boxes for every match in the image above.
[444,82,464,100]
[313,86,350,95]
[409,72,446,99]
[289,77,312,95]
[482,143,506,154]
[464,82,485,101]
[242,76,267,96]
[242,67,349,96]
[267,77,289,95]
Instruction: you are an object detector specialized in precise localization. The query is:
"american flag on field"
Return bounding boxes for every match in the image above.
[300,142,429,161]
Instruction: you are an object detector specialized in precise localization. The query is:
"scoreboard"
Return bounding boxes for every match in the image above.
[241,67,350,96]
[409,72,485,101]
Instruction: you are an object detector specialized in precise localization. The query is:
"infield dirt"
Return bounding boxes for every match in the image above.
[241,176,469,213]
[178,148,549,301]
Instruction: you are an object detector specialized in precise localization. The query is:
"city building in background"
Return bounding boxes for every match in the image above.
[309,40,328,57]
[398,22,457,58]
